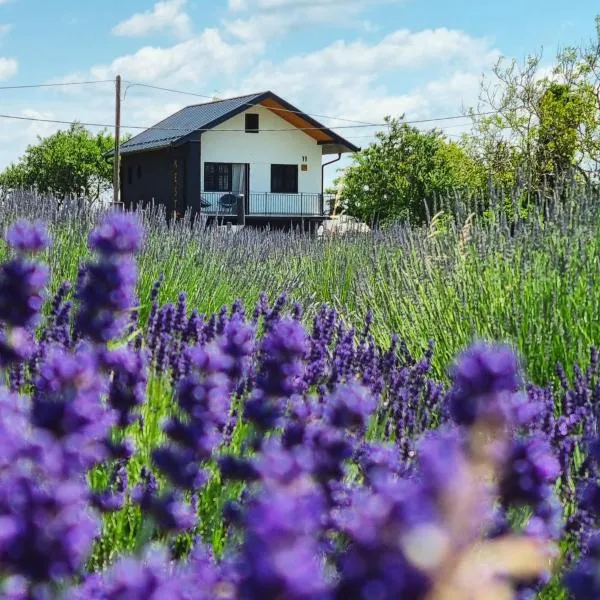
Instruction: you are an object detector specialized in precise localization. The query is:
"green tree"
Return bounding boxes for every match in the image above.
[337,117,486,225]
[0,123,120,202]
[466,15,600,193]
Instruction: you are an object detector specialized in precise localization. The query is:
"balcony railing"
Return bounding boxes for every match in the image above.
[200,192,335,217]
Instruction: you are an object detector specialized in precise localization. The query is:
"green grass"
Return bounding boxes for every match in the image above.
[18,188,598,387]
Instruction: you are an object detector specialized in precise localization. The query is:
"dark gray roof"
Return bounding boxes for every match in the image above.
[115,90,360,155]
[118,92,265,155]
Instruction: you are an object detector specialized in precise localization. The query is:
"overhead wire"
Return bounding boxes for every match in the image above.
[0,111,488,133]
[0,79,115,91]
[123,80,382,125]
[0,77,499,136]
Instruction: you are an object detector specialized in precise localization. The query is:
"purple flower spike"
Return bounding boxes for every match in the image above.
[75,257,138,343]
[325,383,376,432]
[448,342,522,427]
[499,436,560,507]
[88,212,144,256]
[0,259,48,329]
[5,220,51,254]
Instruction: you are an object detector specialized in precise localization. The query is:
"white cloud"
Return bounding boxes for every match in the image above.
[0,56,17,80]
[91,28,260,85]
[269,29,498,74]
[229,0,367,11]
[0,24,13,36]
[227,27,498,161]
[112,0,192,39]
[225,0,394,40]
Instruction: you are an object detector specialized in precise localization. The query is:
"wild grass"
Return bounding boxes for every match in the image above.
[2,185,598,386]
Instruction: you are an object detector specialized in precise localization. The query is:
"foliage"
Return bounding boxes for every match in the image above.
[334,15,600,224]
[466,16,600,196]
[336,117,486,225]
[0,123,121,202]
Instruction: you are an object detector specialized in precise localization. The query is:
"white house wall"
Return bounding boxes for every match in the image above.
[200,105,323,195]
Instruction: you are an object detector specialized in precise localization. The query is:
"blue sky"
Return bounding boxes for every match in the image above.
[0,0,597,185]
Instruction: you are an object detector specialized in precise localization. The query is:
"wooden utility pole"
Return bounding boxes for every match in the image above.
[112,74,122,206]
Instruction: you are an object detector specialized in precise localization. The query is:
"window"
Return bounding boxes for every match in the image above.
[127,166,132,185]
[204,162,232,192]
[137,164,142,179]
[245,113,259,133]
[271,164,298,194]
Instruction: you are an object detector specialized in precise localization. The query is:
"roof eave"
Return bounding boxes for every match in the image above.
[318,141,360,154]
[257,91,361,154]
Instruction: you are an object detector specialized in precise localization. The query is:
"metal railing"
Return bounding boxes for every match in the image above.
[199,192,239,217]
[200,191,335,217]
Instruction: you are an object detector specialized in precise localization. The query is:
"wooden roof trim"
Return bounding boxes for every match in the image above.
[258,97,334,143]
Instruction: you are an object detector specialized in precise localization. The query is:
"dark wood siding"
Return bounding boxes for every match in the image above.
[121,139,201,216]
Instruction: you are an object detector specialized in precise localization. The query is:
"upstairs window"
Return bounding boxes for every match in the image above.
[271,164,298,194]
[127,166,133,185]
[137,164,142,179]
[204,162,232,192]
[245,113,259,133]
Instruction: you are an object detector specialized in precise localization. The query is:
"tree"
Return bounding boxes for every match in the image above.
[336,117,486,225]
[466,15,600,194]
[0,123,120,202]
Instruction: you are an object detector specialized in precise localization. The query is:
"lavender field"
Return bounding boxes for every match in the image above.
[0,186,599,598]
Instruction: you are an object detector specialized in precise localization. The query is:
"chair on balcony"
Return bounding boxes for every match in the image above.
[199,196,212,209]
[218,193,241,214]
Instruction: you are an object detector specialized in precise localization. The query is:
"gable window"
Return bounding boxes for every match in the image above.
[245,113,259,133]
[137,164,142,179]
[127,166,133,185]
[271,164,298,194]
[204,162,232,192]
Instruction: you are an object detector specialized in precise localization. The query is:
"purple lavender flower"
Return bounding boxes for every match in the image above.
[264,292,287,329]
[32,345,114,473]
[132,488,196,533]
[174,292,187,334]
[564,535,600,600]
[218,455,260,482]
[5,220,50,254]
[75,257,138,344]
[447,342,523,427]
[325,383,376,432]
[152,446,208,491]
[244,318,307,431]
[499,436,561,507]
[218,313,255,381]
[0,473,99,584]
[75,214,142,344]
[101,346,148,427]
[0,259,48,329]
[252,291,269,324]
[238,480,331,600]
[88,212,143,256]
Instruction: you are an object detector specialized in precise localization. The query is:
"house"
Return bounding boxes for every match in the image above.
[115,91,359,230]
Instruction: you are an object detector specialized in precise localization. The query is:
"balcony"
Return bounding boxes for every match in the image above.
[199,192,335,218]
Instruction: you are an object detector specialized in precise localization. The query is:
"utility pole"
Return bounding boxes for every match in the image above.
[113,74,121,206]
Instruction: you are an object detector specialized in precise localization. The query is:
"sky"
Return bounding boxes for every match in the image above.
[0,0,597,188]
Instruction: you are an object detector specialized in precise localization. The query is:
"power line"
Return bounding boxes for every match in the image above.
[0,112,383,131]
[123,80,381,126]
[122,81,214,100]
[0,109,494,134]
[0,79,115,91]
